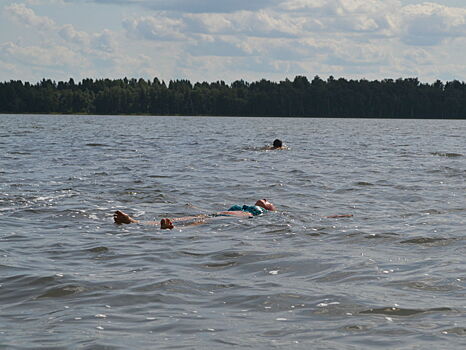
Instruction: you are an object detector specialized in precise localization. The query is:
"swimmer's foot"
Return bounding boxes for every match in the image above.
[114,210,138,224]
[160,218,174,230]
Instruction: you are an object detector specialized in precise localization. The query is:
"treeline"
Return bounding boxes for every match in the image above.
[1,76,466,118]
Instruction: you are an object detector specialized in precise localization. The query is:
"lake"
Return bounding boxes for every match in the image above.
[0,114,465,349]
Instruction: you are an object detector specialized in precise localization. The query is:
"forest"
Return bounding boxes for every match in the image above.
[0,76,465,118]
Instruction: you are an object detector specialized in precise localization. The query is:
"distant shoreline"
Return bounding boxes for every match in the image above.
[2,113,465,120]
[1,76,465,118]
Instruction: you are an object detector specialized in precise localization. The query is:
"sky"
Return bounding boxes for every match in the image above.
[1,0,466,84]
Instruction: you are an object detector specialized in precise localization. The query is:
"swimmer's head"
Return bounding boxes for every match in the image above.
[255,199,276,211]
[273,139,282,148]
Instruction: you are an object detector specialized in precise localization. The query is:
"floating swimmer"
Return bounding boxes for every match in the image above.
[114,199,277,230]
[113,199,352,230]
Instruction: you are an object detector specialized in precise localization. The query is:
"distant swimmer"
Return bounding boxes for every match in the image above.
[259,139,287,150]
[273,139,283,149]
[114,199,277,230]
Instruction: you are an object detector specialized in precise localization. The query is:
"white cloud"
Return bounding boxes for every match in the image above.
[2,0,466,83]
[4,3,119,52]
[25,0,65,4]
[280,0,399,16]
[0,58,17,75]
[1,3,128,81]
[59,24,91,45]
[5,2,56,29]
[123,15,187,41]
[93,29,119,52]
[121,0,399,46]
[398,2,466,45]
[0,41,87,67]
[58,25,118,52]
[4,3,122,54]
[278,0,400,35]
[112,0,466,83]
[185,10,302,37]
[88,0,276,13]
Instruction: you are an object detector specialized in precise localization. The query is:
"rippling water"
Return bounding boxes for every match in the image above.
[1,114,465,349]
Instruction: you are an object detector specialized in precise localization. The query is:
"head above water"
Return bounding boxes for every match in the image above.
[255,199,276,211]
[273,139,283,148]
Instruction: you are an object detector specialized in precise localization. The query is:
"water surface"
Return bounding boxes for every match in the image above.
[0,114,465,349]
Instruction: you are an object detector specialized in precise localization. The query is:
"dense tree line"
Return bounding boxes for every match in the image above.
[1,76,465,118]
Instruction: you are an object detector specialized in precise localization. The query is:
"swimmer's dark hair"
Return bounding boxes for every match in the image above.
[273,139,282,148]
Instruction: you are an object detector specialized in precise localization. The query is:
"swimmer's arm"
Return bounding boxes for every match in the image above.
[127,216,210,230]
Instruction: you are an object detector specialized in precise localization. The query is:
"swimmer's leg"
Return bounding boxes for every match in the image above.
[114,211,250,230]
[161,212,252,229]
[114,210,162,227]
[114,210,210,229]
[161,214,212,229]
[163,212,252,229]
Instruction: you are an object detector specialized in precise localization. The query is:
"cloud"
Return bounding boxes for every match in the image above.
[25,0,65,4]
[5,2,56,29]
[123,15,187,41]
[69,1,466,49]
[187,37,244,57]
[278,0,399,35]
[2,0,466,83]
[280,0,399,15]
[120,0,400,49]
[86,0,278,13]
[184,10,301,38]
[325,41,389,67]
[0,58,17,76]
[93,29,119,52]
[58,24,119,52]
[398,2,466,46]
[0,41,87,67]
[1,3,126,81]
[146,0,278,13]
[115,0,466,83]
[59,24,91,45]
[4,4,120,53]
